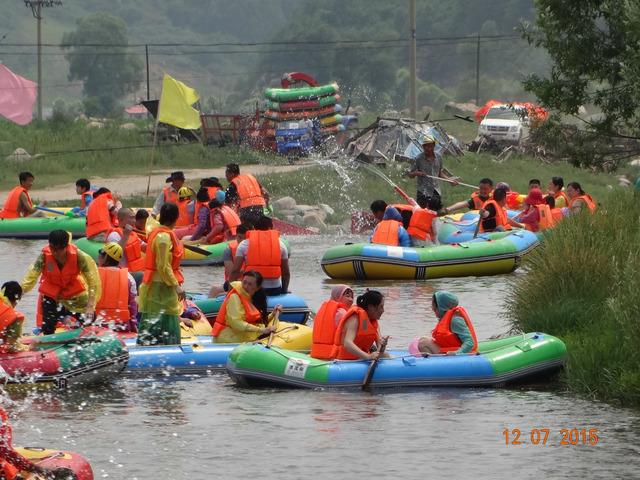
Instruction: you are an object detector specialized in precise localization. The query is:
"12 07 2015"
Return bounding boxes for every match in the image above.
[502,428,600,446]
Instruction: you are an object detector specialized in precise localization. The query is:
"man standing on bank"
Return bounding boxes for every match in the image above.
[407,137,459,211]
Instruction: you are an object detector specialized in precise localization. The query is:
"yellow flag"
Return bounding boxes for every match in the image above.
[157,74,201,129]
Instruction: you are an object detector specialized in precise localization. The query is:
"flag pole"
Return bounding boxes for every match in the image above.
[146,76,163,199]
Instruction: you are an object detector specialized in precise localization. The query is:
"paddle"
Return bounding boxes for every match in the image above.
[133,227,213,256]
[266,310,281,348]
[363,152,416,205]
[36,206,69,216]
[472,209,484,239]
[362,335,389,390]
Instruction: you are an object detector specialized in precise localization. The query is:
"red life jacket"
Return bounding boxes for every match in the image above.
[570,194,597,212]
[211,286,262,337]
[95,267,130,322]
[470,191,490,210]
[80,190,96,209]
[431,306,478,353]
[0,408,18,480]
[86,193,115,238]
[0,186,32,219]
[106,227,145,272]
[175,199,193,227]
[332,306,379,360]
[310,299,343,360]
[142,226,184,285]
[505,191,521,209]
[231,174,266,208]
[220,205,241,236]
[162,186,178,204]
[479,199,511,233]
[371,220,401,246]
[38,244,86,300]
[245,230,282,279]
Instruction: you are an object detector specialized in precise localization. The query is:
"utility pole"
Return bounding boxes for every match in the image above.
[475,34,481,106]
[409,0,417,119]
[145,44,150,100]
[24,0,63,121]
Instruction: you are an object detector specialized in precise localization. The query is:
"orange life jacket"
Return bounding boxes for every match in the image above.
[224,240,245,281]
[79,189,96,209]
[371,220,401,246]
[38,244,86,300]
[310,299,342,360]
[551,208,564,223]
[245,230,282,279]
[86,193,115,238]
[470,191,490,210]
[553,190,570,207]
[142,226,184,285]
[95,267,130,322]
[0,302,24,353]
[535,204,556,230]
[175,199,193,227]
[220,205,241,236]
[106,227,145,272]
[162,186,178,204]
[231,174,266,208]
[205,186,220,200]
[479,199,511,233]
[0,408,18,480]
[211,286,262,337]
[505,191,521,209]
[0,186,32,219]
[570,194,597,212]
[431,306,478,353]
[406,208,436,241]
[332,306,379,360]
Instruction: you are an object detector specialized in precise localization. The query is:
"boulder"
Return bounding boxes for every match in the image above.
[276,209,298,217]
[318,203,335,216]
[302,212,327,231]
[120,123,137,130]
[306,226,321,234]
[86,121,104,129]
[629,158,640,167]
[273,196,297,211]
[313,208,327,222]
[295,204,316,213]
[6,148,31,162]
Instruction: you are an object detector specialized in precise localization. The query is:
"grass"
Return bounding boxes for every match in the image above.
[0,119,287,190]
[506,190,640,407]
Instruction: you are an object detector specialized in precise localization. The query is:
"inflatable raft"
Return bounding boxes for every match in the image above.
[264,83,339,102]
[2,328,128,390]
[0,216,85,239]
[11,447,93,480]
[321,230,540,280]
[266,94,339,111]
[263,104,341,122]
[125,321,312,375]
[226,332,566,389]
[191,292,311,325]
[75,237,230,266]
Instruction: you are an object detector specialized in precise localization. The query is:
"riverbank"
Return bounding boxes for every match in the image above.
[507,190,640,407]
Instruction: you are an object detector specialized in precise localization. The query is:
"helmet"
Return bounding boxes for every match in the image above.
[178,187,194,199]
[215,190,226,203]
[101,242,123,262]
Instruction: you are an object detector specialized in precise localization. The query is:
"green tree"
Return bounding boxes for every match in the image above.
[63,13,143,117]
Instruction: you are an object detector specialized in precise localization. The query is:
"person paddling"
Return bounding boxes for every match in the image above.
[0,171,46,219]
[442,178,493,214]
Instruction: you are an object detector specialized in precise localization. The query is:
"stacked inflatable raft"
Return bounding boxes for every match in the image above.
[226,332,567,389]
[321,229,540,280]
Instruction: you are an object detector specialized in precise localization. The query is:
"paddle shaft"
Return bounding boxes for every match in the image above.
[267,311,280,348]
[472,210,483,239]
[362,335,389,390]
[36,206,67,216]
[369,151,415,204]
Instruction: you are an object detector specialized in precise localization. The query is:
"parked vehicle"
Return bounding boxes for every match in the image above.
[477,104,529,144]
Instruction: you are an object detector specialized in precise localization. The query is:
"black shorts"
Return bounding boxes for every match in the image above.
[416,191,442,211]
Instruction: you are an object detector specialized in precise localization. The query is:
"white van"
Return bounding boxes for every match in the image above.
[477,104,529,144]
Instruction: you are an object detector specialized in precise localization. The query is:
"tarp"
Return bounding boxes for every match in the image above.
[0,64,37,125]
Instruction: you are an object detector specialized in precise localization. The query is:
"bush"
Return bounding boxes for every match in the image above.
[506,191,640,406]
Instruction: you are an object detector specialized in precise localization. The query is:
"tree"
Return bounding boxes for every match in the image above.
[63,13,143,117]
[522,1,640,135]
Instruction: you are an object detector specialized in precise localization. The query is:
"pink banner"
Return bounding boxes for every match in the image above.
[0,64,37,125]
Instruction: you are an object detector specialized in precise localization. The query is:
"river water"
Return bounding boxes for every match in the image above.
[2,235,639,479]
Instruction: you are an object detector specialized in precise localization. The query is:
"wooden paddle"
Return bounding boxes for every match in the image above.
[362,335,389,390]
[133,227,213,256]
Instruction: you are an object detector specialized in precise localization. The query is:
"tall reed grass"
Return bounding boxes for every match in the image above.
[507,191,640,406]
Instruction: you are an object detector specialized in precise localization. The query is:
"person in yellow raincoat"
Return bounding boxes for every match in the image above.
[21,230,101,334]
[211,270,281,343]
[137,203,185,345]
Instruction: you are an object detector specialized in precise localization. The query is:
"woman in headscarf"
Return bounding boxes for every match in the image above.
[413,291,478,356]
[310,284,354,359]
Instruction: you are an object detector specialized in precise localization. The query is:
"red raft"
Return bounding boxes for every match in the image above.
[13,447,94,480]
